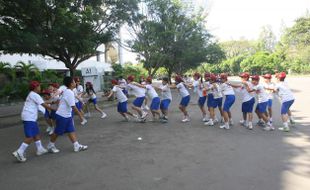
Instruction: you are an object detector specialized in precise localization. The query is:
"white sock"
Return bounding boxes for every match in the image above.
[17,142,29,154]
[48,141,55,148]
[284,122,289,128]
[35,140,44,150]
[73,141,80,148]
[249,121,252,126]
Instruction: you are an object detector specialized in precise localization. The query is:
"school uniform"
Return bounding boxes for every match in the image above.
[220,83,235,112]
[240,82,255,113]
[193,80,207,106]
[127,83,146,107]
[264,82,275,108]
[176,82,190,107]
[160,84,172,110]
[112,86,128,113]
[146,84,160,110]
[211,83,223,108]
[275,82,295,114]
[252,84,269,113]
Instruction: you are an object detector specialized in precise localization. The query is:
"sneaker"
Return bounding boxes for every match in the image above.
[204,120,214,126]
[279,127,290,132]
[263,126,271,131]
[36,148,48,156]
[220,124,230,129]
[181,117,190,123]
[141,111,148,119]
[270,126,275,131]
[202,117,209,122]
[48,127,54,135]
[239,120,245,126]
[74,144,88,152]
[101,112,107,119]
[248,124,253,130]
[289,119,296,125]
[48,146,60,154]
[229,120,234,126]
[256,120,264,126]
[46,126,53,133]
[144,105,150,111]
[12,151,26,162]
[214,118,219,123]
[123,116,129,122]
[161,117,168,123]
[81,118,87,125]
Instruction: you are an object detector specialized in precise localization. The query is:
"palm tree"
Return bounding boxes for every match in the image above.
[14,61,40,80]
[0,62,11,74]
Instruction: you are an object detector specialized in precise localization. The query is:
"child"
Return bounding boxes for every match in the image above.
[12,81,55,162]
[174,75,191,122]
[118,76,128,97]
[107,79,137,121]
[263,74,275,124]
[43,86,54,135]
[126,75,148,121]
[204,74,223,126]
[274,72,295,132]
[84,82,107,119]
[139,76,150,111]
[229,72,256,129]
[191,73,208,122]
[154,77,172,122]
[73,77,84,113]
[248,75,274,131]
[219,73,236,129]
[204,73,213,121]
[47,77,88,153]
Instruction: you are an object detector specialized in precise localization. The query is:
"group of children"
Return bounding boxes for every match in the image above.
[13,71,295,162]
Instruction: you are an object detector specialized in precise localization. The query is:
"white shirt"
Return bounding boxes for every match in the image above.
[264,82,275,100]
[252,84,269,103]
[160,84,172,100]
[21,91,44,121]
[220,83,235,95]
[176,82,190,97]
[146,84,159,99]
[275,82,295,103]
[239,81,255,102]
[112,86,128,103]
[73,88,79,103]
[193,80,204,97]
[127,83,146,97]
[56,89,76,118]
[205,81,213,94]
[211,83,223,99]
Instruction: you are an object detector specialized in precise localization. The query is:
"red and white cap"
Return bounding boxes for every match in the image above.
[29,81,40,91]
[262,74,272,79]
[251,75,260,81]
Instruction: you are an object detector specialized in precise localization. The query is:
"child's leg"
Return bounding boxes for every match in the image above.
[199,105,207,118]
[94,104,104,114]
[132,105,143,116]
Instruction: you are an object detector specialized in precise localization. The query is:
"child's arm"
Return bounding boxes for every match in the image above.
[227,81,242,88]
[40,103,56,111]
[106,90,114,99]
[131,82,146,88]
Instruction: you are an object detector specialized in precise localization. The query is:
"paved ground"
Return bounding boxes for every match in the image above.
[0,77,309,190]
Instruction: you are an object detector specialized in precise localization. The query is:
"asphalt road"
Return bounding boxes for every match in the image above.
[0,76,309,190]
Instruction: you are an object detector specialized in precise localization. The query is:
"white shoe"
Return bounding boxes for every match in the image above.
[202,117,209,122]
[48,145,60,153]
[263,126,271,131]
[204,120,214,126]
[219,125,226,129]
[48,127,54,136]
[278,126,290,132]
[239,120,245,124]
[256,120,264,126]
[214,118,219,123]
[248,124,253,130]
[36,148,48,156]
[46,126,53,133]
[182,117,190,123]
[12,151,26,162]
[101,112,107,119]
[141,111,148,119]
[144,105,150,111]
[74,144,88,152]
[81,118,87,125]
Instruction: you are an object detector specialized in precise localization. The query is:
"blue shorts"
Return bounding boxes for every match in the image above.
[180,95,190,107]
[242,98,255,113]
[54,114,75,135]
[160,99,171,110]
[267,99,272,108]
[117,101,128,113]
[281,100,294,115]
[89,98,97,105]
[223,95,235,112]
[133,97,145,107]
[207,94,214,108]
[23,121,40,138]
[150,97,160,110]
[75,101,83,111]
[211,97,223,108]
[198,96,207,107]
[256,101,268,113]
[44,109,50,119]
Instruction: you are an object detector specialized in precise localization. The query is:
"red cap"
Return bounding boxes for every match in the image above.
[52,83,59,89]
[276,72,286,79]
[262,74,272,79]
[74,77,80,82]
[127,75,135,82]
[111,79,118,85]
[29,81,40,91]
[41,89,51,95]
[220,73,228,80]
[175,75,183,83]
[146,76,152,83]
[239,72,250,78]
[204,72,211,78]
[251,75,260,81]
[210,74,217,81]
[193,72,201,78]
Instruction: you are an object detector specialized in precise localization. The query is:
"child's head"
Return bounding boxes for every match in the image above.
[210,74,217,83]
[74,77,81,85]
[111,79,118,86]
[29,81,41,92]
[41,89,51,100]
[239,72,250,82]
[63,77,76,89]
[251,75,260,85]
[48,83,55,92]
[175,75,183,84]
[220,73,228,82]
[85,81,93,88]
[162,77,169,85]
[127,75,135,82]
[146,76,152,84]
[193,73,201,80]
[276,72,286,82]
[262,74,272,83]
[204,73,211,81]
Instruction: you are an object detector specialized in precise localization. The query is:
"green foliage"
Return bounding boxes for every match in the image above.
[111,64,124,78]
[0,0,140,76]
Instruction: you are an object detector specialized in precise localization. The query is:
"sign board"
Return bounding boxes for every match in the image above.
[81,67,98,76]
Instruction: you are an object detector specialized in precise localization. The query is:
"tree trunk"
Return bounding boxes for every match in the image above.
[65,61,75,77]
[167,69,172,84]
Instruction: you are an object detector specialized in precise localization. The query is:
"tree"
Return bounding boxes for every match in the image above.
[256,25,276,52]
[220,39,257,58]
[15,61,40,80]
[0,0,140,76]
